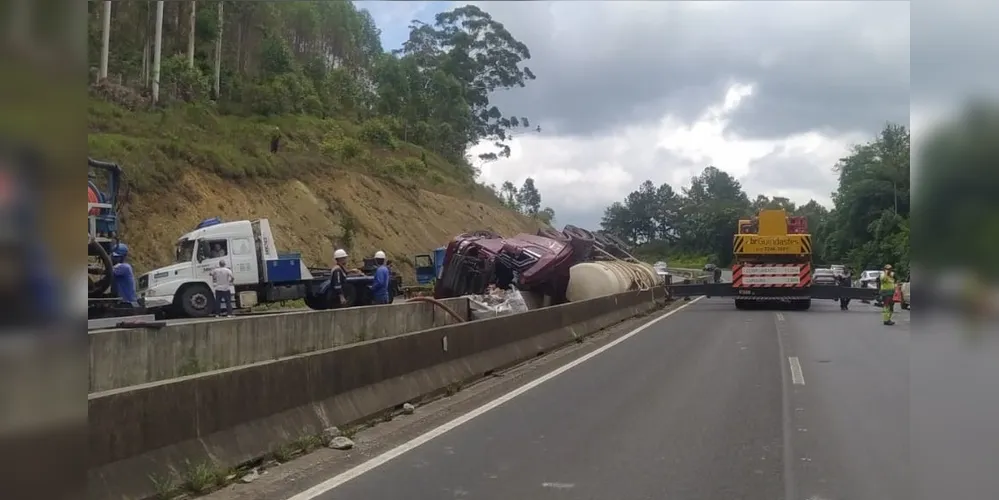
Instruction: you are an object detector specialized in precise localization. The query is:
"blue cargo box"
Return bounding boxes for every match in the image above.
[266,255,302,283]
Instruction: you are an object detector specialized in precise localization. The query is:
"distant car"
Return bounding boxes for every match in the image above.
[813,268,837,286]
[830,264,846,277]
[900,281,910,309]
[859,270,883,289]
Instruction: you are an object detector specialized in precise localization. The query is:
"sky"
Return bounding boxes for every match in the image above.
[359,1,915,229]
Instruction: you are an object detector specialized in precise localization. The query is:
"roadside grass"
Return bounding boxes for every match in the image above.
[632,245,711,270]
[87,97,501,205]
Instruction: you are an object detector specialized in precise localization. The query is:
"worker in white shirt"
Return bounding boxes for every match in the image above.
[209,260,235,317]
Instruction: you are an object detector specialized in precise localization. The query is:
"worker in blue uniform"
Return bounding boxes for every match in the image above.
[110,243,139,307]
[370,250,391,305]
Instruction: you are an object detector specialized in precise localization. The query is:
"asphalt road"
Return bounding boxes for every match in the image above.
[303,297,910,500]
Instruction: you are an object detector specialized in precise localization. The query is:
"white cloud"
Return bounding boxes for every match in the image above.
[473,83,866,228]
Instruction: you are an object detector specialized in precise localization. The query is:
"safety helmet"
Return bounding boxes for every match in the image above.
[110,242,129,258]
[883,264,893,270]
[374,250,386,260]
[333,249,348,259]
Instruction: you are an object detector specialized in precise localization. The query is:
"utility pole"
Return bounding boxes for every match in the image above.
[152,1,164,104]
[214,1,224,99]
[99,1,112,81]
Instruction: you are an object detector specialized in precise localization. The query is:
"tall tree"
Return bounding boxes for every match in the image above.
[516,178,542,215]
[398,5,536,161]
[187,1,196,68]
[823,123,910,273]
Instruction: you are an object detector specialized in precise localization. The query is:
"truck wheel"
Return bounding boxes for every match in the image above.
[735,299,749,310]
[177,285,215,318]
[304,290,331,310]
[341,282,360,307]
[793,299,811,311]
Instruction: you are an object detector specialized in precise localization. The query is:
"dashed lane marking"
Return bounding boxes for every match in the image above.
[789,356,806,385]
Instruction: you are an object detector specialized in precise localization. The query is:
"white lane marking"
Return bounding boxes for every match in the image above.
[541,482,575,489]
[285,296,705,499]
[776,312,785,321]
[789,356,805,385]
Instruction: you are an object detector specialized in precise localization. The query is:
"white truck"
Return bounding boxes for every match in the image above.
[137,218,381,318]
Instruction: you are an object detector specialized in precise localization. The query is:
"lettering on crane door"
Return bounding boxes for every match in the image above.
[735,235,812,254]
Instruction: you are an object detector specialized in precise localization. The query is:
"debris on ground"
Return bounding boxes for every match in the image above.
[321,426,342,443]
[240,469,261,483]
[328,436,354,450]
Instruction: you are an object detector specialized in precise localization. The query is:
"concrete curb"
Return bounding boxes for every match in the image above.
[88,288,665,500]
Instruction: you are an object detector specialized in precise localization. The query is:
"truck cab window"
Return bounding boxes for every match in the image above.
[232,238,252,256]
[207,239,229,259]
[175,239,196,263]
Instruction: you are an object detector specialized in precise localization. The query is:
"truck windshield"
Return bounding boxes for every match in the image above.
[175,239,196,263]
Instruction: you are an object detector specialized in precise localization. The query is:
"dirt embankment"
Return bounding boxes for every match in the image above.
[122,169,541,280]
[88,95,544,280]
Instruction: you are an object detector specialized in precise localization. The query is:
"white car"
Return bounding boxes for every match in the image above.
[830,264,846,277]
[812,268,838,286]
[859,270,883,289]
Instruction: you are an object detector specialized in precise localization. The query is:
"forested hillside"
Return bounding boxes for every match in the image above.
[86,1,553,276]
[600,123,911,276]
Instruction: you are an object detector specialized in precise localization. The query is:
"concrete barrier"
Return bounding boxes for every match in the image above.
[89,298,469,393]
[88,288,665,500]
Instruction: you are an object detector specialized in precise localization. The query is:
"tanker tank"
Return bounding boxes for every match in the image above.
[565,260,662,302]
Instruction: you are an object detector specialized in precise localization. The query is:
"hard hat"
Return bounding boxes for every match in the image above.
[374,250,386,260]
[883,264,893,270]
[333,249,348,259]
[110,242,129,258]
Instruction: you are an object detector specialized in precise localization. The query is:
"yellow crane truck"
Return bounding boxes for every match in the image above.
[669,209,876,309]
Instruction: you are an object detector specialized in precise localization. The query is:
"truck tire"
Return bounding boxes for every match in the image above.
[735,299,749,310]
[792,299,811,311]
[304,289,332,310]
[177,284,215,318]
[341,282,361,307]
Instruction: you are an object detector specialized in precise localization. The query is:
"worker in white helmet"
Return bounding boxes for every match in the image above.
[330,249,349,307]
[370,250,391,304]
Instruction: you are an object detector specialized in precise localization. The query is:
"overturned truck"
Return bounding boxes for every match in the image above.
[433,226,661,306]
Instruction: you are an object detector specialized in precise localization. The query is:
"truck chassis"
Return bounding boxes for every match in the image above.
[668,282,879,309]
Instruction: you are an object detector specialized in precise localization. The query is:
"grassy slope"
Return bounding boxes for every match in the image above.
[87,97,543,280]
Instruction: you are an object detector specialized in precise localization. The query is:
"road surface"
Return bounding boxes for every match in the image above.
[295,297,910,500]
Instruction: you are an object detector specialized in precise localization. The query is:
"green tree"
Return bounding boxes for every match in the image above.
[538,206,556,225]
[823,123,910,274]
[516,178,542,215]
[499,181,519,210]
[398,5,536,161]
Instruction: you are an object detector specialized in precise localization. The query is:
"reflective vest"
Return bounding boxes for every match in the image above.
[879,272,895,291]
